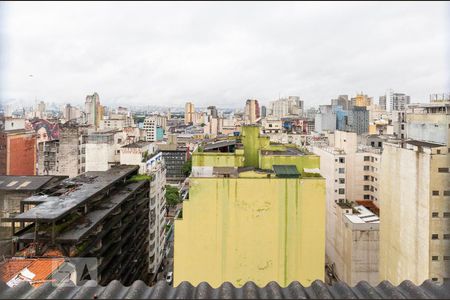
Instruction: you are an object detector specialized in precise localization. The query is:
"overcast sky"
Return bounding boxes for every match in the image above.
[0,1,448,109]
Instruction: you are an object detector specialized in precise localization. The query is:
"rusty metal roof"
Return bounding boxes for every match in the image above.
[0,279,448,299]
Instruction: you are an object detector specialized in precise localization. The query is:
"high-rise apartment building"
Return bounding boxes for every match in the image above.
[390,93,410,112]
[146,152,167,278]
[269,96,303,117]
[379,101,450,284]
[351,93,372,108]
[244,99,260,124]
[143,116,165,142]
[346,106,369,135]
[7,165,151,285]
[84,92,103,128]
[184,102,195,125]
[175,126,325,287]
[378,96,387,111]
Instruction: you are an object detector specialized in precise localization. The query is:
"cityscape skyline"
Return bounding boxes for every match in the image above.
[0,2,449,108]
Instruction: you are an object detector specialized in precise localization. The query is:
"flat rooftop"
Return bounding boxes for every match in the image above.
[121,141,152,148]
[0,176,54,191]
[9,165,139,222]
[344,205,379,224]
[261,147,305,156]
[406,140,445,148]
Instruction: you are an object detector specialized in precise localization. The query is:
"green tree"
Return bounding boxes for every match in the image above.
[182,158,192,177]
[165,185,180,207]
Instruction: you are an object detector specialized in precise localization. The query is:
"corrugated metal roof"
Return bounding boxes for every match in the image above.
[0,279,448,299]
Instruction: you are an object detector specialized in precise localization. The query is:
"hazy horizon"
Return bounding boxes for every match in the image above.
[1,1,449,109]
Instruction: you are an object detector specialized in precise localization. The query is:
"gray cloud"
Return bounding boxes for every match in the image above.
[0,1,448,109]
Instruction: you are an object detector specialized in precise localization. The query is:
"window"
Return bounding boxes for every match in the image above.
[363,166,370,171]
[432,256,439,261]
[364,185,370,191]
[432,212,439,218]
[338,188,345,195]
[364,175,370,181]
[444,234,450,240]
[339,157,345,163]
[371,157,374,162]
[338,168,345,174]
[444,256,450,261]
[432,191,440,196]
[364,156,370,161]
[438,168,449,173]
[339,178,345,184]
[444,191,450,196]
[437,150,441,154]
[378,142,382,147]
[444,213,450,218]
[401,124,404,130]
[364,194,370,200]
[371,141,375,147]
[431,234,439,240]
[432,278,438,282]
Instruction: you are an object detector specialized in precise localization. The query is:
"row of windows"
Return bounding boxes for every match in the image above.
[438,167,449,173]
[431,234,450,240]
[432,212,450,218]
[431,256,450,261]
[432,190,450,196]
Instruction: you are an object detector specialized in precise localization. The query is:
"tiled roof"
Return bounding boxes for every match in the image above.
[0,279,449,299]
[0,258,64,288]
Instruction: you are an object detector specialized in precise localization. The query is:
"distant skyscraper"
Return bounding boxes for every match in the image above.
[184,102,195,125]
[351,93,372,108]
[244,99,260,124]
[85,92,102,128]
[378,95,387,111]
[331,95,350,110]
[269,96,303,117]
[261,105,267,118]
[207,106,218,118]
[390,93,410,111]
[346,106,369,135]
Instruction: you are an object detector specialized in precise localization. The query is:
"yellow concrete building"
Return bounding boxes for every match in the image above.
[174,126,326,287]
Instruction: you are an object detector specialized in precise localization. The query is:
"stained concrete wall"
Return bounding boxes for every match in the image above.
[174,177,325,288]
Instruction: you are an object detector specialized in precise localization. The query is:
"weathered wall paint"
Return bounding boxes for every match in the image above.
[174,177,326,288]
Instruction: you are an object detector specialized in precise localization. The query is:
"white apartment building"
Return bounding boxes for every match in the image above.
[261,117,283,134]
[99,114,133,131]
[85,130,126,171]
[331,204,379,286]
[145,152,167,277]
[120,141,156,174]
[313,130,381,284]
[269,96,304,117]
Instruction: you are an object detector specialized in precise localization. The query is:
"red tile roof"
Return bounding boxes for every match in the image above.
[0,258,65,287]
